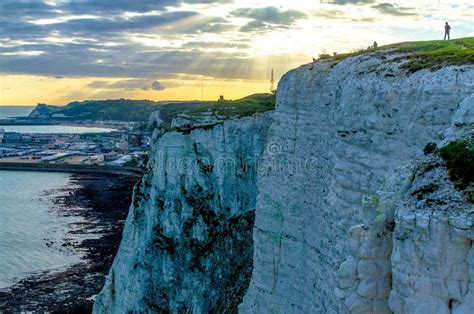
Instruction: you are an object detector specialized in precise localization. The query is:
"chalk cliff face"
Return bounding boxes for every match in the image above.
[94,52,473,313]
[240,57,473,312]
[94,113,272,313]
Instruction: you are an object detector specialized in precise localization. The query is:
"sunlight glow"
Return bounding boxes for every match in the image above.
[1,0,473,105]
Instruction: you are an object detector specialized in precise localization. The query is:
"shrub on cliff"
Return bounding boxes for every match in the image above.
[439,140,474,189]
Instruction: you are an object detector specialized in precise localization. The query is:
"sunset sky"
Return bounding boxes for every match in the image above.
[1,0,473,106]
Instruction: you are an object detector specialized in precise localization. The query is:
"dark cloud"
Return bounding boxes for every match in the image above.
[0,11,197,36]
[372,3,417,16]
[0,1,297,81]
[240,20,268,32]
[0,0,231,17]
[159,17,232,34]
[151,81,165,91]
[0,43,256,80]
[58,11,197,33]
[231,6,307,32]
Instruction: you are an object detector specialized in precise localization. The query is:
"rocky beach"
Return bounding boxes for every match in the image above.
[0,173,138,312]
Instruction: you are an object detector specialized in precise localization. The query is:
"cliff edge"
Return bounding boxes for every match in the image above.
[241,39,473,312]
[94,39,473,313]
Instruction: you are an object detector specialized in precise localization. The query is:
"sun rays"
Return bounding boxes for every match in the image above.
[1,1,473,105]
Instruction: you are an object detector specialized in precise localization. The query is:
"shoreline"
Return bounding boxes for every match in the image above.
[0,118,130,130]
[0,162,143,177]
[0,173,139,312]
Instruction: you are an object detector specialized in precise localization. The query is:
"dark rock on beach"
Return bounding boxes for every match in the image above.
[0,173,139,313]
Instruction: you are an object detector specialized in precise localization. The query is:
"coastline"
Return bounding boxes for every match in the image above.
[0,162,143,177]
[0,172,139,312]
[0,118,131,131]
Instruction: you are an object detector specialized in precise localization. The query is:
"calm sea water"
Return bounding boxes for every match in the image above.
[0,106,117,134]
[0,125,117,134]
[0,171,83,288]
[0,106,34,119]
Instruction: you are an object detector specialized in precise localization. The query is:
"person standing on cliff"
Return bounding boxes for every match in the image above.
[444,22,451,40]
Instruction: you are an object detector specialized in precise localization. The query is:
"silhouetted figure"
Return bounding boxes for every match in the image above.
[444,22,451,40]
[373,41,378,49]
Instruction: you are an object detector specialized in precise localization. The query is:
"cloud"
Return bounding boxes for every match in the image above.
[322,0,375,5]
[88,79,165,91]
[183,41,250,49]
[1,0,470,86]
[240,20,268,32]
[351,17,376,22]
[372,3,417,16]
[231,7,307,32]
[160,17,232,34]
[311,10,345,19]
[88,79,148,90]
[151,81,165,91]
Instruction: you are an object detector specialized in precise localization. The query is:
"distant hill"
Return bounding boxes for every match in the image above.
[28,94,276,123]
[29,99,161,122]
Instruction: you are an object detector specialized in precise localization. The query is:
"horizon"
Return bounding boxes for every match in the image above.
[1,0,473,106]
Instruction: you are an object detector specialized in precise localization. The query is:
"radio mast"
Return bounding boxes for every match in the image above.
[270,68,276,94]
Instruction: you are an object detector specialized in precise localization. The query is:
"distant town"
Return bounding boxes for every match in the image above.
[0,104,152,172]
[0,126,149,168]
[0,94,275,174]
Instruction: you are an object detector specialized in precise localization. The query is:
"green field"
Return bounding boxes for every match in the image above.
[155,93,276,129]
[321,37,474,73]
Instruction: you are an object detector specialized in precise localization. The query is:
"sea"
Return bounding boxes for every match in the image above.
[0,106,116,133]
[0,106,100,288]
[1,125,117,134]
[0,106,34,120]
[0,171,82,288]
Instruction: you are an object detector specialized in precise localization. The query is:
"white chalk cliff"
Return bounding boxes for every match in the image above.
[240,56,473,313]
[94,113,273,312]
[95,52,473,313]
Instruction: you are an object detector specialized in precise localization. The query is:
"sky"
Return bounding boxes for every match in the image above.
[1,0,473,106]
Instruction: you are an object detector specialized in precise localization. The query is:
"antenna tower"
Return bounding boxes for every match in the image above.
[270,68,275,94]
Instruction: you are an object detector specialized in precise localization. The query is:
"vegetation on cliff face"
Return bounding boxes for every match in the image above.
[439,139,474,189]
[318,37,474,73]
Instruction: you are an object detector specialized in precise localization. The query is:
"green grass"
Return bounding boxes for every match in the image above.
[156,93,275,129]
[317,37,474,73]
[189,93,275,118]
[387,38,474,72]
[439,139,474,189]
[31,93,275,127]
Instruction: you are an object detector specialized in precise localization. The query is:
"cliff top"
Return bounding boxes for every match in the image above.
[318,37,474,73]
[150,93,275,131]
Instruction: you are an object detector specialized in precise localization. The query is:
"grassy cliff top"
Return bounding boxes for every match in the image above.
[155,93,275,129]
[320,37,474,73]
